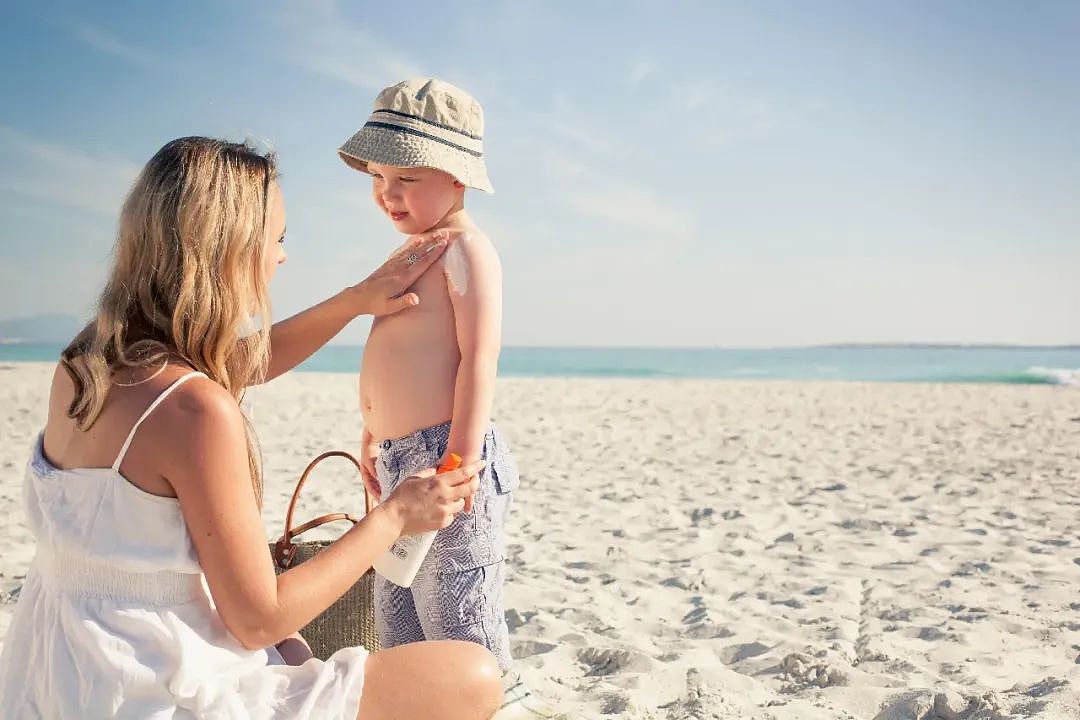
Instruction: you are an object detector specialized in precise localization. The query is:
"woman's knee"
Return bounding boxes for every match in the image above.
[463,645,503,718]
[466,640,502,682]
[360,640,502,718]
[439,640,502,708]
[416,643,501,716]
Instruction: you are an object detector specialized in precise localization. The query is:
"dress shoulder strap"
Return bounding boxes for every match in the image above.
[111,372,208,471]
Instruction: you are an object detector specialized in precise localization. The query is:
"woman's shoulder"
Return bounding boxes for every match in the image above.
[154,370,243,434]
[43,361,244,480]
[140,371,250,488]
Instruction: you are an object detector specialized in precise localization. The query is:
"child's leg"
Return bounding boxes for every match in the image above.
[375,575,426,648]
[373,448,425,649]
[412,434,516,672]
[412,545,511,671]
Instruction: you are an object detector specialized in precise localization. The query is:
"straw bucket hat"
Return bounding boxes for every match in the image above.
[338,77,493,193]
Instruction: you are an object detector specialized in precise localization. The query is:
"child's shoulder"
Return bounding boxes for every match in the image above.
[441,226,499,265]
[440,226,500,296]
[452,226,494,249]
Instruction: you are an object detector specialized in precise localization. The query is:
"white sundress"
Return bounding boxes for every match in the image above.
[0,372,369,719]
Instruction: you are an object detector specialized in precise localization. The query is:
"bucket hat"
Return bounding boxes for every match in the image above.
[338,77,493,193]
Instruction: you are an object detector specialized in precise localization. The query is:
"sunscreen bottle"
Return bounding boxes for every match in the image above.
[374,453,462,587]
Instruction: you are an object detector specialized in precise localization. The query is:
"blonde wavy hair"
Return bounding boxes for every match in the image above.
[61,137,276,503]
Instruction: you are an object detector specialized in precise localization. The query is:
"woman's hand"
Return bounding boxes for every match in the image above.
[351,229,458,317]
[260,230,463,382]
[382,461,484,536]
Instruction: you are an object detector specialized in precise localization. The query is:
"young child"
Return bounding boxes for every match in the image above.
[338,77,525,685]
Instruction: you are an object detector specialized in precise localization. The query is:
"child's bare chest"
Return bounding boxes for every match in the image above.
[368,266,456,350]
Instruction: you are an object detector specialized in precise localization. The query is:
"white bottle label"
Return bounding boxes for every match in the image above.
[374,530,437,587]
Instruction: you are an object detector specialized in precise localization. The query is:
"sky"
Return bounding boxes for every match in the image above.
[1,0,1078,347]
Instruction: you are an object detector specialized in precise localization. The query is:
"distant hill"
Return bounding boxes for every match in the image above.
[0,314,84,343]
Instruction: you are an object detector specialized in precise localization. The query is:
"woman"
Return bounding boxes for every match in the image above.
[0,137,502,719]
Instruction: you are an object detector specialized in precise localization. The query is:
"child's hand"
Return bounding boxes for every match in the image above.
[360,440,382,501]
[437,453,475,513]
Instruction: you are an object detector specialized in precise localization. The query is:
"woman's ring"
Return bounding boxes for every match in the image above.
[406,253,420,266]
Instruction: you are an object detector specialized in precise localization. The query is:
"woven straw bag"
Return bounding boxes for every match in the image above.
[269,451,381,659]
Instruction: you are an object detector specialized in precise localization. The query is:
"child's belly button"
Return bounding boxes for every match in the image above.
[359,392,375,414]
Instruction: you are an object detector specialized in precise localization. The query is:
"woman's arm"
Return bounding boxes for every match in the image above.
[263,231,453,382]
[443,233,503,464]
[158,380,481,650]
[265,287,368,381]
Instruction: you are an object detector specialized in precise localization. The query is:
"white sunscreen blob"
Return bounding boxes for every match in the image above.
[444,239,469,295]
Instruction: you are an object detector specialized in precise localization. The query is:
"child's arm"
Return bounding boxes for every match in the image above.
[442,234,502,464]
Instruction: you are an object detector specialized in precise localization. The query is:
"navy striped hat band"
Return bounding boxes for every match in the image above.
[363,121,483,158]
[371,108,482,142]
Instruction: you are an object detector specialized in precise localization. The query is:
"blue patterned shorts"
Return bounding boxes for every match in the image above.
[374,422,518,671]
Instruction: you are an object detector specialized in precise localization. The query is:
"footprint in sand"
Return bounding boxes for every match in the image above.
[780,652,848,689]
[1023,676,1069,698]
[871,690,968,720]
[512,639,557,659]
[505,609,537,632]
[953,561,992,576]
[605,546,628,561]
[658,668,758,719]
[688,507,715,526]
[681,601,736,640]
[838,518,885,531]
[599,692,632,715]
[719,641,770,665]
[577,647,653,676]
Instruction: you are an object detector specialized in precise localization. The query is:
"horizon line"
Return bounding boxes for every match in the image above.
[3,339,1080,351]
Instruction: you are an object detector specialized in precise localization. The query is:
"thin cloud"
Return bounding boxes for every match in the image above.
[566,183,695,239]
[541,92,615,156]
[665,79,822,147]
[501,135,696,241]
[0,126,139,217]
[272,2,423,90]
[70,21,157,69]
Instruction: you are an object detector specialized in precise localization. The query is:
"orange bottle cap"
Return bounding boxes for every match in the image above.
[437,453,463,472]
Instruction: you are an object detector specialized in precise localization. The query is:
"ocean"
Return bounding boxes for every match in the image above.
[2,343,1078,385]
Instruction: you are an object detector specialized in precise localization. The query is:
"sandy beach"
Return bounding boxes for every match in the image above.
[2,362,1079,718]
